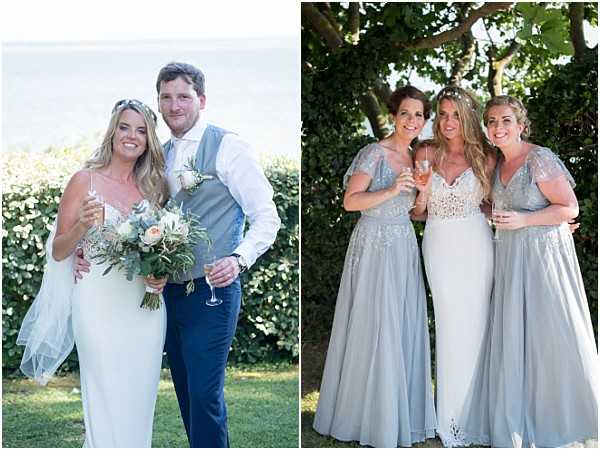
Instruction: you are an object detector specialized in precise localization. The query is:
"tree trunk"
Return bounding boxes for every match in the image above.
[348,2,360,44]
[302,3,343,50]
[360,91,388,139]
[450,31,476,86]
[569,3,586,63]
[487,41,520,97]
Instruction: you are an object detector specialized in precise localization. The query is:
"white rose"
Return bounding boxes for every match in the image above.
[159,211,180,231]
[141,225,162,246]
[117,221,134,238]
[178,171,197,190]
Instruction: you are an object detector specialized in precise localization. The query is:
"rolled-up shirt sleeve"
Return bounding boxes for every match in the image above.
[215,134,281,268]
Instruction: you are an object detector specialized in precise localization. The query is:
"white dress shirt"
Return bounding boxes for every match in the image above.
[166,118,281,268]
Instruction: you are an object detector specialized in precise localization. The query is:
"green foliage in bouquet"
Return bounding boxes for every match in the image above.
[2,148,299,375]
[90,200,210,309]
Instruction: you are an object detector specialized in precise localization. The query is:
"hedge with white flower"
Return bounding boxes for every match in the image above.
[3,147,299,373]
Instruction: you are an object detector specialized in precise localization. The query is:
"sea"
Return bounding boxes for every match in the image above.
[2,38,300,160]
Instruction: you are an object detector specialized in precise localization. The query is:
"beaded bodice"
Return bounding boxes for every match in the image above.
[427,168,484,220]
[344,143,416,219]
[492,146,575,213]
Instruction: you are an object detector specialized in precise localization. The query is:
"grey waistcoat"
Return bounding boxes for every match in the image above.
[165,124,245,283]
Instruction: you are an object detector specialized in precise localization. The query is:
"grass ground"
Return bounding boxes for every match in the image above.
[3,363,298,448]
[301,340,443,448]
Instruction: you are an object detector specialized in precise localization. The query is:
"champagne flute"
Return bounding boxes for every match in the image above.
[414,160,431,186]
[88,190,105,226]
[491,200,503,241]
[203,256,223,307]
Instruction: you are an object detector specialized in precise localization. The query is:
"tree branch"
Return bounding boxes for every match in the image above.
[319,3,342,34]
[348,2,360,44]
[450,30,476,85]
[403,2,513,49]
[568,3,586,63]
[302,3,344,51]
[372,79,392,109]
[487,40,521,96]
[360,91,389,139]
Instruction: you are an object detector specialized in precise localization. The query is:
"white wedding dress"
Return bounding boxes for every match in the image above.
[74,193,166,447]
[421,168,494,447]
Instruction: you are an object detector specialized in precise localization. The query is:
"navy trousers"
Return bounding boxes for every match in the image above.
[164,277,241,448]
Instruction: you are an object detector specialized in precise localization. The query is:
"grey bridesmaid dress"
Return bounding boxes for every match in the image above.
[313,143,436,448]
[461,146,599,448]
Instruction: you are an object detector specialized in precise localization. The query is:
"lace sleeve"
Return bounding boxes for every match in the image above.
[343,144,383,188]
[528,147,575,188]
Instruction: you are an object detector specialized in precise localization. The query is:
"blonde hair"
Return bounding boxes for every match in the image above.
[84,101,169,206]
[484,95,531,140]
[432,86,495,199]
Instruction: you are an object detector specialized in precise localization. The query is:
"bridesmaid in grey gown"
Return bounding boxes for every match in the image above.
[462,95,598,448]
[313,86,436,448]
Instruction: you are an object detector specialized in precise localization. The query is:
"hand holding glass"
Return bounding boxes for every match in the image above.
[203,256,223,307]
[87,190,105,227]
[491,201,504,241]
[414,160,431,186]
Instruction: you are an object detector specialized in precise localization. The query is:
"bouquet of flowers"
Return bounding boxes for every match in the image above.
[90,199,210,310]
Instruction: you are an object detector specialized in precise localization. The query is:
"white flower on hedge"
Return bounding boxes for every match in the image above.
[159,211,181,231]
[141,225,162,246]
[178,171,198,190]
[116,221,134,238]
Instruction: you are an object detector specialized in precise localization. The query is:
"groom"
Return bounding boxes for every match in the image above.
[77,62,280,447]
[154,62,280,447]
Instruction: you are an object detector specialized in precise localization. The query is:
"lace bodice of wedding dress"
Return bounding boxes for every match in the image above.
[427,168,483,220]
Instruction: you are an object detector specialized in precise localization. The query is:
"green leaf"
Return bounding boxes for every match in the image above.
[541,31,574,55]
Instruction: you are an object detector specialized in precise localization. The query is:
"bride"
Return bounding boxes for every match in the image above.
[412,86,496,447]
[18,99,170,447]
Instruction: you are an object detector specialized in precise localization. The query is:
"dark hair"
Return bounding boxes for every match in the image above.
[387,85,432,119]
[156,62,205,96]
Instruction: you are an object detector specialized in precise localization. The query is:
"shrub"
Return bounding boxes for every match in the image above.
[2,147,299,376]
[527,47,598,339]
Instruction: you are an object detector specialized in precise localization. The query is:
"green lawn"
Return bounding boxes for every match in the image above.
[301,340,443,448]
[3,363,298,448]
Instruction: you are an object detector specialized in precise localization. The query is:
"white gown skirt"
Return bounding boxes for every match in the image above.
[72,262,166,448]
[422,213,493,447]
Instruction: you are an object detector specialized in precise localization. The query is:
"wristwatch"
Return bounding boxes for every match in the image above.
[232,253,248,273]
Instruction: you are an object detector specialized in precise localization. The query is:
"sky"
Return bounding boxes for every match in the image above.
[0,0,299,41]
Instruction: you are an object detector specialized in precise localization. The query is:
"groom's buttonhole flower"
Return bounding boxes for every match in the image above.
[177,156,215,193]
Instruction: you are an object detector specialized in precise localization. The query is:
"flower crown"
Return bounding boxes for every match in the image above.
[436,86,478,111]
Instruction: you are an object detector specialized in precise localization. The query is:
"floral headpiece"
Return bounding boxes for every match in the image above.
[436,86,478,111]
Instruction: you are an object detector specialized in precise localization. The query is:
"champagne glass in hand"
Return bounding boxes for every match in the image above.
[88,190,105,227]
[414,160,431,186]
[203,256,223,307]
[491,200,503,241]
